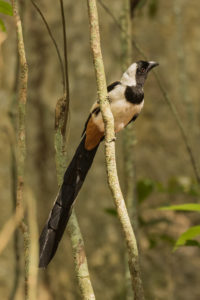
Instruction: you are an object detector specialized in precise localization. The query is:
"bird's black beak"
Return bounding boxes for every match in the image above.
[147,61,159,72]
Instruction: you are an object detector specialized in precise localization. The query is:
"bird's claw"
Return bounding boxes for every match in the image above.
[106,136,116,143]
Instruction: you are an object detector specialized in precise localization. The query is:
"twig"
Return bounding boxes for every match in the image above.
[59,0,70,137]
[11,0,29,297]
[30,0,65,92]
[97,0,200,184]
[59,0,69,94]
[86,1,144,299]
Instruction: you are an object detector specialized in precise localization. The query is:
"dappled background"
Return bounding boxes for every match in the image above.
[1,0,200,299]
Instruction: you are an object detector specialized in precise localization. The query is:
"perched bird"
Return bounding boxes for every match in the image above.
[39,60,159,268]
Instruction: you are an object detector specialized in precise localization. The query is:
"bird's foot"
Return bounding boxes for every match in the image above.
[106,136,116,143]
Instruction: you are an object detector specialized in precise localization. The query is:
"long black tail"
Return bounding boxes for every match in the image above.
[39,135,99,268]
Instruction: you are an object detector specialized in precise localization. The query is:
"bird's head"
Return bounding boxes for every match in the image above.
[121,60,159,87]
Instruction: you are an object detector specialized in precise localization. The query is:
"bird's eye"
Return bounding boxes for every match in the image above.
[141,68,145,73]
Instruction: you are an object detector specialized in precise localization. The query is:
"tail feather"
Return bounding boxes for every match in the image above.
[39,135,99,268]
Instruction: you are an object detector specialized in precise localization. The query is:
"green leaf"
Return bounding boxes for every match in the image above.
[136,179,155,203]
[159,203,200,212]
[0,1,13,16]
[0,18,5,31]
[184,239,200,247]
[174,225,200,250]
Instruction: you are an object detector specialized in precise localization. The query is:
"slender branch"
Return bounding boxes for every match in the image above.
[86,1,144,299]
[9,12,22,297]
[54,6,95,297]
[11,0,28,210]
[97,0,200,184]
[11,0,29,297]
[121,0,137,229]
[55,97,96,300]
[121,1,138,299]
[9,139,21,300]
[30,0,65,92]
[59,0,69,95]
[59,0,70,138]
[67,212,96,299]
[174,0,192,122]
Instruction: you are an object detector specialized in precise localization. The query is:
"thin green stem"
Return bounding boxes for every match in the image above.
[30,0,65,92]
[11,0,29,298]
[121,1,138,298]
[59,0,70,138]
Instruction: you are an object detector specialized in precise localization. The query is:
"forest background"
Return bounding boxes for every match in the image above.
[0,0,200,299]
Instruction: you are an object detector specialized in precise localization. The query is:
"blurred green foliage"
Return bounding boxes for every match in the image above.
[174,226,200,250]
[157,179,200,250]
[0,0,13,16]
[0,0,13,32]
[105,176,200,250]
[0,18,5,31]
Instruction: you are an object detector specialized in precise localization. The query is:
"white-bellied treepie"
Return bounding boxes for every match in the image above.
[39,60,159,268]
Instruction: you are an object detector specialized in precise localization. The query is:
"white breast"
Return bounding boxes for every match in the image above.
[92,98,144,133]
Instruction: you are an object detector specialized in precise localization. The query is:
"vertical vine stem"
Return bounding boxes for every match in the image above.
[54,4,95,297]
[121,0,138,231]
[11,0,30,298]
[67,212,96,299]
[59,0,70,137]
[30,0,65,92]
[121,1,138,299]
[55,97,96,299]
[86,1,144,299]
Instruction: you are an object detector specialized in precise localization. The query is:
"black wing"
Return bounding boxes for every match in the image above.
[107,81,121,92]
